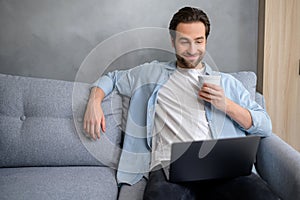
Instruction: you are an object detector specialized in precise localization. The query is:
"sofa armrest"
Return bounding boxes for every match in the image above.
[256,134,300,200]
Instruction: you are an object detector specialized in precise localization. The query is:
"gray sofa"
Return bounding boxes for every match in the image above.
[0,72,300,200]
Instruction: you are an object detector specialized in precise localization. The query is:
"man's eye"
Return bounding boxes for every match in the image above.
[180,41,189,45]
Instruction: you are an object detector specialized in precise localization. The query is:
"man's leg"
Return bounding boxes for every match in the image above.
[144,171,280,200]
[193,173,280,200]
[143,168,196,200]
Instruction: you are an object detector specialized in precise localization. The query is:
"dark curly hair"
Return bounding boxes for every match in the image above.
[169,7,210,39]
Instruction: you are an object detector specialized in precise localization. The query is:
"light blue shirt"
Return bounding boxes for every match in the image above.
[92,60,272,185]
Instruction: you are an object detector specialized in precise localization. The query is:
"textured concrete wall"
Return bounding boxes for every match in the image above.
[0,0,259,82]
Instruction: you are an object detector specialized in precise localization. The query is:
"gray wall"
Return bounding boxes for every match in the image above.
[0,0,259,82]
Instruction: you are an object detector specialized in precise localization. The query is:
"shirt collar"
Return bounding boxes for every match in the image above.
[203,62,213,75]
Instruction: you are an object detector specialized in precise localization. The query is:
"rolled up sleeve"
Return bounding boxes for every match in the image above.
[91,75,114,96]
[246,108,272,137]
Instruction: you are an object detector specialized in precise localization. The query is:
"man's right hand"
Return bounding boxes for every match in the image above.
[83,87,106,140]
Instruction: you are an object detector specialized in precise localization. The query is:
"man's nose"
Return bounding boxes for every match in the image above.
[188,43,197,54]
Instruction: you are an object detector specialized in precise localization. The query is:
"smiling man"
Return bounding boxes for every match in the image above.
[83,7,279,200]
[173,22,206,69]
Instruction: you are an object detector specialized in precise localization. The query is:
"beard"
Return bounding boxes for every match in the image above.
[176,50,205,69]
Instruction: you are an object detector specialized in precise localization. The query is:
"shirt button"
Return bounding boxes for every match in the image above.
[20,115,26,121]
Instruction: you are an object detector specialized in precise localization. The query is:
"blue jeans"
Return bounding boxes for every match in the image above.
[143,167,280,200]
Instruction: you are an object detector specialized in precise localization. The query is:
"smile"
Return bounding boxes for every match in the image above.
[184,55,199,61]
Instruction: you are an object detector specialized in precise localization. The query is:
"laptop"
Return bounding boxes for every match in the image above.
[162,135,261,182]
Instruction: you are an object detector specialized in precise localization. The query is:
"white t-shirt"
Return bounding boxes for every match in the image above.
[151,66,212,169]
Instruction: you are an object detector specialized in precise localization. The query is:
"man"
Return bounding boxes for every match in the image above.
[84,7,279,200]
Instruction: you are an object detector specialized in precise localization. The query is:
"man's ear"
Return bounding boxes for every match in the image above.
[170,36,175,48]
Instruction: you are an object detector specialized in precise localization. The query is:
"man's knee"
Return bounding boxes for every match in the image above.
[144,180,195,200]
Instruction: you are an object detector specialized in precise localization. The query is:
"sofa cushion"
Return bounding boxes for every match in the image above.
[255,92,266,108]
[0,73,122,168]
[229,71,257,101]
[0,166,118,200]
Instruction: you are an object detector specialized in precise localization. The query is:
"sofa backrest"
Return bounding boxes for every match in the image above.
[0,73,122,168]
[229,71,257,101]
[0,71,260,168]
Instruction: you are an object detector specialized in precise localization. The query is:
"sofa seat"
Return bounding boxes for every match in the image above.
[0,166,118,200]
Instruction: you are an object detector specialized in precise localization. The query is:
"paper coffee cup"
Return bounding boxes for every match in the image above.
[198,75,221,88]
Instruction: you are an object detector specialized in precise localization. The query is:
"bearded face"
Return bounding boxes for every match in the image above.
[175,47,205,69]
[172,22,207,69]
